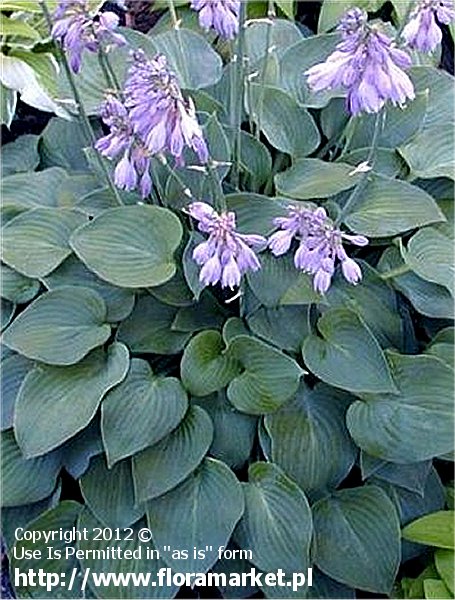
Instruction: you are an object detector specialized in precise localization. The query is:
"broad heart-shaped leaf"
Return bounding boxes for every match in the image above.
[2,167,70,211]
[247,305,310,353]
[192,391,258,470]
[302,308,397,394]
[402,511,455,550]
[78,509,178,599]
[2,286,111,365]
[61,419,103,480]
[399,67,454,180]
[234,462,312,574]
[1,133,40,176]
[147,457,244,573]
[360,452,432,495]
[101,358,188,466]
[81,455,144,528]
[1,429,61,507]
[43,255,135,323]
[247,84,320,158]
[181,330,241,396]
[1,207,87,278]
[264,383,357,501]
[227,335,303,415]
[1,264,40,305]
[14,343,129,458]
[275,159,360,199]
[403,227,454,294]
[133,405,213,502]
[346,351,454,463]
[343,174,445,237]
[117,295,191,355]
[378,247,453,319]
[70,206,183,288]
[1,353,33,430]
[225,193,285,237]
[11,501,83,599]
[313,486,401,593]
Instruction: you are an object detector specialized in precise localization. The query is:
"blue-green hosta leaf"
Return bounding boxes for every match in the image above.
[70,206,183,288]
[81,455,144,528]
[1,299,15,330]
[378,247,453,319]
[40,117,91,172]
[14,343,129,458]
[1,353,32,431]
[275,158,360,199]
[2,286,111,365]
[279,33,341,108]
[360,452,432,495]
[302,308,397,394]
[133,405,213,502]
[326,262,403,349]
[78,508,177,599]
[247,305,309,353]
[227,335,303,414]
[1,208,87,278]
[117,295,191,355]
[147,457,244,573]
[245,18,302,65]
[11,501,83,599]
[265,383,357,501]
[1,133,40,176]
[101,358,188,466]
[234,462,312,574]
[60,419,103,480]
[1,167,72,211]
[1,264,40,305]
[343,174,446,237]
[247,85,320,158]
[313,486,401,593]
[399,67,454,180]
[402,227,454,294]
[225,193,284,237]
[43,255,135,323]
[1,429,61,507]
[192,390,258,469]
[346,351,454,463]
[181,330,241,396]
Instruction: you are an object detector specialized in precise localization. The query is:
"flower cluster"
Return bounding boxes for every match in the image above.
[268,204,369,294]
[188,202,266,289]
[52,0,125,73]
[95,96,152,197]
[95,51,208,197]
[305,7,415,115]
[402,0,455,52]
[190,0,240,39]
[124,50,208,166]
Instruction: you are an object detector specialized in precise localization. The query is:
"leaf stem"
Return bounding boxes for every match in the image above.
[39,0,123,206]
[255,1,275,140]
[380,264,412,280]
[335,110,384,226]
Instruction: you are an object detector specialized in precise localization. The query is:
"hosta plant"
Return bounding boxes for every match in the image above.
[1,0,454,598]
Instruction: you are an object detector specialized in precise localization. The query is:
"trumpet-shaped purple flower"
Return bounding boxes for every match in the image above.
[188,202,266,289]
[268,204,368,294]
[402,0,455,53]
[52,0,125,73]
[124,50,208,166]
[190,0,240,39]
[305,7,415,115]
[95,95,152,197]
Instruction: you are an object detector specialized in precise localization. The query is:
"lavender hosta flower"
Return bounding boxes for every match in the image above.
[190,0,240,39]
[305,7,415,115]
[124,50,208,166]
[52,0,125,73]
[95,95,152,197]
[268,204,368,294]
[402,0,455,52]
[188,202,266,289]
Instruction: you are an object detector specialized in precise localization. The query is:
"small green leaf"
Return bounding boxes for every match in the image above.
[402,511,455,549]
[435,549,455,594]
